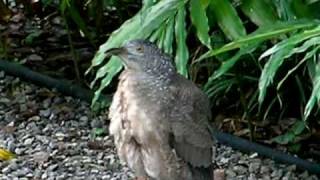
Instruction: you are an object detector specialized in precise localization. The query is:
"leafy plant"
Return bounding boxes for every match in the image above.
[88,0,320,145]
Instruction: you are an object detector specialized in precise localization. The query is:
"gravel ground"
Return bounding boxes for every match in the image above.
[0,72,319,180]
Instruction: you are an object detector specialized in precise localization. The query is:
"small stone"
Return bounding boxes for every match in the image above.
[55,132,66,140]
[26,173,33,177]
[102,175,111,180]
[28,115,40,121]
[0,71,5,78]
[299,171,309,179]
[248,174,257,180]
[33,151,50,163]
[27,54,43,61]
[80,115,88,122]
[286,165,296,171]
[48,164,58,171]
[260,166,270,174]
[13,168,28,177]
[249,162,260,173]
[15,147,25,155]
[2,166,11,174]
[41,172,48,179]
[36,135,49,144]
[271,169,283,178]
[43,98,52,109]
[90,118,103,128]
[91,169,99,174]
[39,109,51,117]
[226,169,236,178]
[233,165,247,175]
[24,137,34,146]
[7,140,16,151]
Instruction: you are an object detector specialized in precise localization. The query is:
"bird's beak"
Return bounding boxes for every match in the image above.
[105,47,126,56]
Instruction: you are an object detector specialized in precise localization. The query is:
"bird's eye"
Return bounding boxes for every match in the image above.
[136,46,144,52]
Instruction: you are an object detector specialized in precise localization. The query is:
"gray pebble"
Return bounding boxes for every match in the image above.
[23,137,34,146]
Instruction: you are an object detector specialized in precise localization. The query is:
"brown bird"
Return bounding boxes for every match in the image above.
[107,39,214,180]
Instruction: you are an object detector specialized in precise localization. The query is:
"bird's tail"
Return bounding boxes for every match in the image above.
[189,165,213,180]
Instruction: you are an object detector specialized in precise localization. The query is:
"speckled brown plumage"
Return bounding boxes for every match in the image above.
[107,39,214,180]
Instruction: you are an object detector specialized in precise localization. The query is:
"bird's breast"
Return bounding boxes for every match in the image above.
[109,72,171,146]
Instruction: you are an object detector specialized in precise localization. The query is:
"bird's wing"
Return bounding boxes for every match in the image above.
[168,74,214,167]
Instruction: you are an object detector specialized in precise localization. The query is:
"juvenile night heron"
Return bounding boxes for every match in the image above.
[107,39,214,180]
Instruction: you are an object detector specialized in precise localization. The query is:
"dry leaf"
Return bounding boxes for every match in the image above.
[0,148,15,161]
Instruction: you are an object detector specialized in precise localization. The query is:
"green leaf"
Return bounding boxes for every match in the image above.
[93,128,106,136]
[175,6,189,78]
[60,0,71,13]
[25,30,42,45]
[277,43,320,90]
[163,18,175,54]
[241,0,278,26]
[305,61,320,119]
[272,120,306,145]
[198,20,317,61]
[189,0,211,48]
[259,46,294,104]
[207,44,258,81]
[259,26,320,60]
[258,26,320,104]
[208,0,246,40]
[291,121,306,135]
[272,131,295,144]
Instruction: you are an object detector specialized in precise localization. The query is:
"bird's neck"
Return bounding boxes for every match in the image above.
[145,60,176,82]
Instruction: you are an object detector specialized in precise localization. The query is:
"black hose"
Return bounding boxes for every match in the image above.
[214,131,320,174]
[0,59,111,104]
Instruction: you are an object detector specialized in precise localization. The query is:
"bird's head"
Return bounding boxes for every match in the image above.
[105,39,175,76]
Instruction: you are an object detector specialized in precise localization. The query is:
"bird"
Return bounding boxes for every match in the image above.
[106,39,214,180]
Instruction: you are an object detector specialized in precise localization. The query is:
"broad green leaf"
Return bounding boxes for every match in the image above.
[60,0,71,12]
[306,0,320,4]
[305,61,320,119]
[142,0,156,10]
[189,0,211,48]
[259,46,294,104]
[272,131,295,144]
[208,0,246,40]
[149,23,165,42]
[259,26,320,104]
[285,36,320,58]
[272,120,306,144]
[198,20,317,61]
[277,45,320,90]
[25,30,43,45]
[241,0,278,26]
[260,25,320,60]
[206,44,258,81]
[205,78,237,98]
[163,18,175,54]
[175,6,189,78]
[291,121,306,135]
